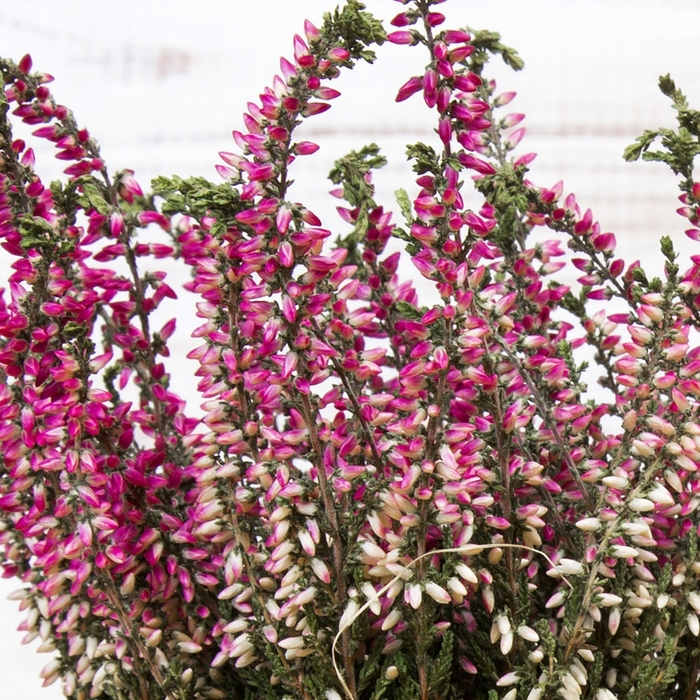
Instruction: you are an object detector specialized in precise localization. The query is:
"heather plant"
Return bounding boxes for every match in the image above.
[3,1,700,699]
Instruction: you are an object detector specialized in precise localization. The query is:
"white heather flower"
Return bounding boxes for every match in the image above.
[407,584,422,609]
[578,648,595,663]
[559,691,579,700]
[688,591,700,613]
[229,634,254,659]
[555,559,584,575]
[527,688,544,700]
[503,689,517,700]
[608,607,621,636]
[325,690,343,700]
[517,625,539,643]
[500,630,513,655]
[598,593,623,607]
[561,673,582,697]
[665,469,684,493]
[688,612,700,637]
[235,651,257,668]
[455,563,478,583]
[497,614,511,636]
[575,517,601,531]
[223,618,248,634]
[490,619,501,644]
[597,689,618,700]
[628,498,655,512]
[569,660,587,686]
[523,527,542,547]
[545,590,567,608]
[39,658,62,680]
[297,529,316,557]
[647,483,675,505]
[385,666,399,681]
[529,647,544,663]
[483,586,495,613]
[447,577,468,597]
[425,581,451,604]
[360,540,386,562]
[278,635,305,650]
[310,558,331,584]
[381,609,402,631]
[293,586,317,607]
[496,671,520,687]
[338,599,360,633]
[602,475,628,490]
[281,565,303,588]
[610,545,638,558]
[621,521,650,536]
[361,582,381,615]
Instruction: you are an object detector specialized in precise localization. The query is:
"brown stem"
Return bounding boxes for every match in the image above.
[299,393,356,700]
[101,578,179,700]
[488,379,517,604]
[225,508,313,700]
[491,334,596,512]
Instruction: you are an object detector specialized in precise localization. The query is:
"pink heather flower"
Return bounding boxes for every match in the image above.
[495,90,517,106]
[294,140,320,155]
[17,53,32,74]
[423,69,438,107]
[137,210,171,231]
[444,30,470,43]
[303,19,320,42]
[303,101,331,117]
[387,31,413,45]
[396,76,423,102]
[426,12,445,26]
[458,153,496,175]
[328,47,351,62]
[3,10,700,700]
[504,127,526,149]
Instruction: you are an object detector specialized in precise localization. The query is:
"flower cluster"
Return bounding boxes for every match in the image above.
[3,1,700,699]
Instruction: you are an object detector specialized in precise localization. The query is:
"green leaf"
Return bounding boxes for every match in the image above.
[395,300,423,320]
[623,130,659,162]
[80,180,111,216]
[660,235,677,262]
[395,188,412,224]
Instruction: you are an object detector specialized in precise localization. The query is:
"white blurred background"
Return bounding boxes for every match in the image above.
[1,0,700,696]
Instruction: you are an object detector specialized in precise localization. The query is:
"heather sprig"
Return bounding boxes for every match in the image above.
[3,1,700,700]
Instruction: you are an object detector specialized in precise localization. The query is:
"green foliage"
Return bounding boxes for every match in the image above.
[624,75,700,184]
[320,0,387,64]
[465,28,524,75]
[329,143,387,244]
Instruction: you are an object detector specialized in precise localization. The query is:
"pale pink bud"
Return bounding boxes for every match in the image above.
[295,140,320,155]
[310,558,330,583]
[278,240,295,268]
[495,91,516,106]
[109,212,123,236]
[406,584,422,609]
[425,582,451,604]
[304,19,320,42]
[328,47,350,62]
